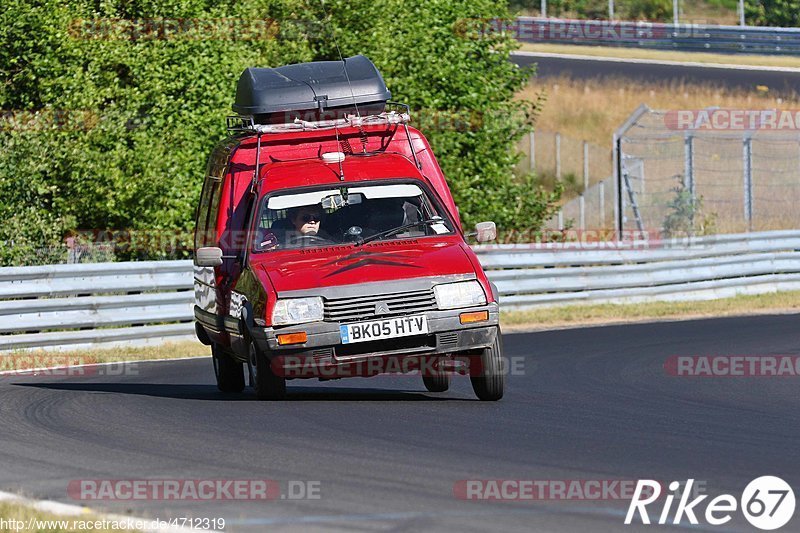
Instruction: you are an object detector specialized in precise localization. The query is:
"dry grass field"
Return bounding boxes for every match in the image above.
[520,76,800,148]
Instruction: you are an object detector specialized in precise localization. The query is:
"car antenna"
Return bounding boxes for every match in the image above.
[319,0,368,154]
[333,126,345,181]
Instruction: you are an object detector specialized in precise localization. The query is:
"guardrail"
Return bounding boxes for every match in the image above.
[0,261,195,351]
[1,230,799,351]
[510,17,800,55]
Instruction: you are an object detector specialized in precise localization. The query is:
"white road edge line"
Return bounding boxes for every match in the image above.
[0,356,205,376]
[511,50,800,73]
[0,490,220,533]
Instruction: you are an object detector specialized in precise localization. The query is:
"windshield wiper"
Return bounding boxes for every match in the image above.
[354,217,445,246]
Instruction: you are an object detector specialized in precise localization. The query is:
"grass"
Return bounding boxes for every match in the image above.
[517,75,800,233]
[518,42,800,69]
[1,341,209,372]
[0,502,136,532]
[519,75,799,149]
[514,0,739,24]
[501,290,800,331]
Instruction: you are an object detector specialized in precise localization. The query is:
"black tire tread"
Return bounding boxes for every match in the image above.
[470,328,505,401]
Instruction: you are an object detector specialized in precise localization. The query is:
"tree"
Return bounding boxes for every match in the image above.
[0,0,558,265]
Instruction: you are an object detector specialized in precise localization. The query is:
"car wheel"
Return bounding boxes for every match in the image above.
[421,356,449,392]
[247,339,286,400]
[212,344,245,393]
[470,327,505,401]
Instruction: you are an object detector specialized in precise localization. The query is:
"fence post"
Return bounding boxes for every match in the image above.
[529,131,536,172]
[583,141,589,191]
[541,0,547,17]
[743,134,753,232]
[557,210,564,231]
[579,195,586,230]
[613,133,621,236]
[673,0,679,24]
[609,0,615,20]
[739,0,745,26]
[684,132,695,234]
[599,180,605,228]
[555,132,562,180]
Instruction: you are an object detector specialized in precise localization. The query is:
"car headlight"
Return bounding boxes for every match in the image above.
[434,281,486,310]
[271,297,324,326]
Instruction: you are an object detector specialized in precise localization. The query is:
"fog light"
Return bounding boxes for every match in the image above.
[459,311,489,324]
[277,332,308,346]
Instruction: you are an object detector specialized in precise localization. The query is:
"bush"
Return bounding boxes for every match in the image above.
[745,0,800,26]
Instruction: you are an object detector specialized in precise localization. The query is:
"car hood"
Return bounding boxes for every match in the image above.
[255,239,475,294]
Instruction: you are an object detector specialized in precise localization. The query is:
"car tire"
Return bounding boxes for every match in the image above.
[212,344,245,393]
[470,327,505,401]
[247,340,287,400]
[421,356,449,392]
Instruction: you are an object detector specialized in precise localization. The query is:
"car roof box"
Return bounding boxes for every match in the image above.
[232,55,392,124]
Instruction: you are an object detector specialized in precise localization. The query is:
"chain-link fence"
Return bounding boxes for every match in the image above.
[615,105,800,236]
[518,130,614,231]
[519,130,613,187]
[541,178,615,231]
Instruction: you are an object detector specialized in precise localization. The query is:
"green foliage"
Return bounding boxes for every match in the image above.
[1,0,558,265]
[312,0,557,231]
[661,177,717,238]
[745,0,800,26]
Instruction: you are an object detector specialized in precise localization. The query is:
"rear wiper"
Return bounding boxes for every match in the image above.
[355,217,444,246]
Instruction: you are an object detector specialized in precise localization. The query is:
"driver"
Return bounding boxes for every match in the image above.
[285,204,333,244]
[289,205,325,236]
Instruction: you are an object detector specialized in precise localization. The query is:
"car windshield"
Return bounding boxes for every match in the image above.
[253,182,455,252]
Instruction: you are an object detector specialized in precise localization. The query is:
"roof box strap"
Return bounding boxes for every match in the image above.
[232,55,392,125]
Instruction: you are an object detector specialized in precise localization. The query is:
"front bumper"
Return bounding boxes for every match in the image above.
[250,303,499,366]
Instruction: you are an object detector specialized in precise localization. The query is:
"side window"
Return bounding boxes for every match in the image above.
[205,180,222,246]
[194,177,214,250]
[194,148,231,249]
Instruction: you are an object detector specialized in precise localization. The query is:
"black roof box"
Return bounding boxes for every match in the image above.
[232,55,392,124]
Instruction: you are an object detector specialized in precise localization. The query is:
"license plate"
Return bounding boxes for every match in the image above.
[340,315,428,344]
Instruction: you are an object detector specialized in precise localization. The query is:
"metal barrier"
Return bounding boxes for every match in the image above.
[1,230,799,350]
[477,230,800,308]
[0,261,194,351]
[509,17,800,55]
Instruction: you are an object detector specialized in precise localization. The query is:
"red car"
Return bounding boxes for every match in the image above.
[193,56,503,400]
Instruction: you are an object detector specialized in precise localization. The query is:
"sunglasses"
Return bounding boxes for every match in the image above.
[300,213,322,223]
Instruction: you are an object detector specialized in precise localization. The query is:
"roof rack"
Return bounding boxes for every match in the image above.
[226,109,410,135]
[227,102,421,171]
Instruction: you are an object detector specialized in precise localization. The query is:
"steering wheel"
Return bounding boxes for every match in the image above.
[286,234,334,246]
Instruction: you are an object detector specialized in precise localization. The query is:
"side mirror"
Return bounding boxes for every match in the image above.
[196,247,223,267]
[474,221,497,243]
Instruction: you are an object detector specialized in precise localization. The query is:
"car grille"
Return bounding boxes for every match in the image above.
[324,289,437,323]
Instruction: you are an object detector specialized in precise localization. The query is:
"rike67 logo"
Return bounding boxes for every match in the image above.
[626,477,795,530]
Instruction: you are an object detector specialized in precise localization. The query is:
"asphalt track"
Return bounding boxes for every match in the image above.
[1,314,799,532]
[512,52,800,94]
